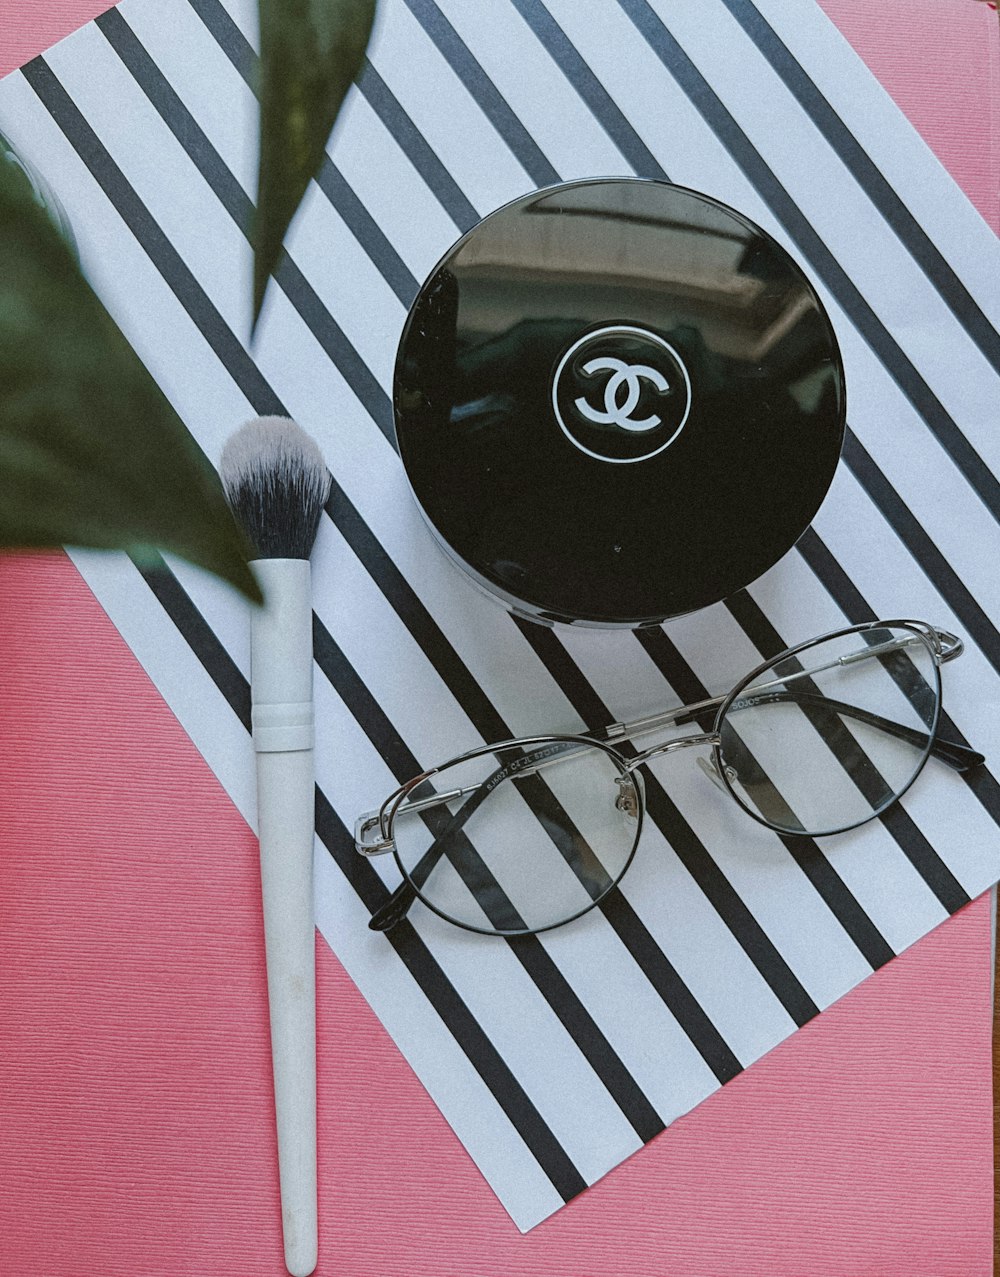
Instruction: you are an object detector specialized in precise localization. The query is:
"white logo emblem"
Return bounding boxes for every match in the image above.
[552,324,692,465]
[574,357,669,432]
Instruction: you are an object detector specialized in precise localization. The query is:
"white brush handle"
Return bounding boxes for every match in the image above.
[252,558,317,1277]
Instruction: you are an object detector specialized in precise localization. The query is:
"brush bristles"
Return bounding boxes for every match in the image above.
[220,416,331,560]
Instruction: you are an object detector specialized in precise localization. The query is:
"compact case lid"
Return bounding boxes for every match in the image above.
[394,178,846,626]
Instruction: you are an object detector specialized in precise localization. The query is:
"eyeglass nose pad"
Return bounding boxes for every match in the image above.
[697,754,738,793]
[615,770,644,822]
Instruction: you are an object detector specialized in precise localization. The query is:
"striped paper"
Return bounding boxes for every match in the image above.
[2,0,999,1231]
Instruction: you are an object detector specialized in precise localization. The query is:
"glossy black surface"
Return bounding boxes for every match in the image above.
[395,179,846,626]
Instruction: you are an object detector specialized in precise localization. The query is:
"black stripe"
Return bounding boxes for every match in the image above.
[325,480,519,738]
[721,0,1000,376]
[132,553,251,731]
[312,617,667,1138]
[25,60,285,419]
[724,590,970,916]
[313,156,420,308]
[356,60,480,232]
[515,618,820,1028]
[19,62,282,415]
[399,0,560,188]
[616,0,1000,529]
[636,627,896,969]
[182,0,420,306]
[96,8,250,222]
[508,0,666,178]
[23,53,594,1200]
[186,0,254,80]
[311,801,584,1205]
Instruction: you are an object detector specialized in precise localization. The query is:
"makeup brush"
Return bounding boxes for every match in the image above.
[221,415,330,1277]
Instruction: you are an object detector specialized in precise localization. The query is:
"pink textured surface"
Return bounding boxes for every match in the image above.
[1,3,997,1274]
[816,0,1000,231]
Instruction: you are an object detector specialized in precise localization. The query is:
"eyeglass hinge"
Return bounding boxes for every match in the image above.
[932,628,964,663]
[354,813,394,856]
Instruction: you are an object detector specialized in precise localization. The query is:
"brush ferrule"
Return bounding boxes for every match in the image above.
[252,701,314,753]
[250,559,315,754]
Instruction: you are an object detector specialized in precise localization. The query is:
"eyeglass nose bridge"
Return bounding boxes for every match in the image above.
[623,731,721,771]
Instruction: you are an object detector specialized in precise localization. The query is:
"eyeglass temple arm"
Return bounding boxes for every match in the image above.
[368,879,418,932]
[713,690,983,772]
[606,631,975,768]
[367,797,475,932]
[366,746,559,933]
[368,779,495,932]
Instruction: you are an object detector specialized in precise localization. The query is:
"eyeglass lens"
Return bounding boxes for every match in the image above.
[718,624,940,836]
[389,740,641,934]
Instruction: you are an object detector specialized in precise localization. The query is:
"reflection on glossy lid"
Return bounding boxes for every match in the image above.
[394,178,846,627]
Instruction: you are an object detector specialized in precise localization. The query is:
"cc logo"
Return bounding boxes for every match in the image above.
[552,324,692,464]
[574,357,669,432]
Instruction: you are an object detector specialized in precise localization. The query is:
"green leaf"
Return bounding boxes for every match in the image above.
[0,143,261,603]
[254,0,377,326]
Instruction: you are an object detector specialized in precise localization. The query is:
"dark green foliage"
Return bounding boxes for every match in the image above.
[0,145,261,601]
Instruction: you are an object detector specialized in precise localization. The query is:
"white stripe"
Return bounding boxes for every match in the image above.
[66,547,258,821]
[557,630,808,1055]
[121,0,260,198]
[311,853,566,1233]
[46,25,254,338]
[741,553,987,946]
[434,0,629,181]
[370,0,538,205]
[834,321,1000,614]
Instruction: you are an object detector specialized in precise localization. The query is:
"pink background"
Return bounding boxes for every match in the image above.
[1,2,998,1273]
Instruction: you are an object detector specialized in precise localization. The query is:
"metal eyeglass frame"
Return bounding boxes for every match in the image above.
[355,619,984,936]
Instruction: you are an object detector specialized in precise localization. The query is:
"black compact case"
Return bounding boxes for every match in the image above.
[394,178,846,627]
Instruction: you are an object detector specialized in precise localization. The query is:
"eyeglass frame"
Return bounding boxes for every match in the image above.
[355,619,983,937]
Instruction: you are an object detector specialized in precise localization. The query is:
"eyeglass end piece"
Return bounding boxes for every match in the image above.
[355,813,394,856]
[933,628,964,663]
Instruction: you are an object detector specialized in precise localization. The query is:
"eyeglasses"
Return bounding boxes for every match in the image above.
[355,620,984,937]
